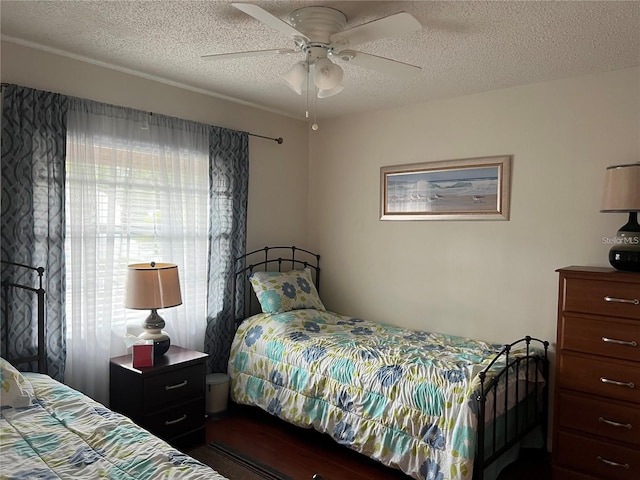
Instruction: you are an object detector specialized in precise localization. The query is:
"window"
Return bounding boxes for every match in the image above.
[64,106,209,403]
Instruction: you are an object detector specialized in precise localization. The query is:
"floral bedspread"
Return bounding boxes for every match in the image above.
[0,373,226,479]
[229,309,539,480]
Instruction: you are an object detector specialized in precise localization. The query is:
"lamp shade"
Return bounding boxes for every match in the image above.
[601,163,640,213]
[125,262,182,309]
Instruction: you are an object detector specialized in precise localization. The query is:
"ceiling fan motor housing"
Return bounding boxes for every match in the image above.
[289,6,347,45]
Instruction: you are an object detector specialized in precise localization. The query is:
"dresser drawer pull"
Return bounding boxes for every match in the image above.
[165,380,188,391]
[599,416,633,429]
[604,296,640,305]
[597,456,630,469]
[600,377,635,389]
[164,414,187,426]
[602,336,638,347]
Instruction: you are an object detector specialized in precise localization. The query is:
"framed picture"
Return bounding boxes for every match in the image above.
[380,155,512,221]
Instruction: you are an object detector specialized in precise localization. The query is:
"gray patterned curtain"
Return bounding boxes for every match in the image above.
[1,84,67,380]
[205,127,249,372]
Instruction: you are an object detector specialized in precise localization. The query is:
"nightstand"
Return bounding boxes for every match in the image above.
[109,345,208,448]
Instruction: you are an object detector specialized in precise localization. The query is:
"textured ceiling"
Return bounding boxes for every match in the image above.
[2,1,639,120]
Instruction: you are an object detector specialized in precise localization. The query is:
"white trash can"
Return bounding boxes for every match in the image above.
[206,373,230,415]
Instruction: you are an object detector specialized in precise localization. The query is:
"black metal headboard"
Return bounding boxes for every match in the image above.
[231,246,320,329]
[1,261,47,373]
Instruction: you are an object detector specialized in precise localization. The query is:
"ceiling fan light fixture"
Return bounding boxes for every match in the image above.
[313,57,343,91]
[281,61,308,95]
[317,84,344,98]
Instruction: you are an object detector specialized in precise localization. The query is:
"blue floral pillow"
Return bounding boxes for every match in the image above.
[250,268,325,314]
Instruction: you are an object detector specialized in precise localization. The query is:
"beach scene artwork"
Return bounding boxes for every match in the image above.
[385,165,500,214]
[380,155,513,221]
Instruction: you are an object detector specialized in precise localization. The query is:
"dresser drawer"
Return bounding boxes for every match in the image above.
[144,363,204,409]
[559,314,640,362]
[556,430,638,480]
[143,397,205,440]
[557,391,640,446]
[553,466,598,480]
[558,353,640,404]
[563,278,640,319]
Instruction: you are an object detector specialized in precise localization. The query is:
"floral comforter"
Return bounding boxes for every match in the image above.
[0,373,225,479]
[229,309,542,480]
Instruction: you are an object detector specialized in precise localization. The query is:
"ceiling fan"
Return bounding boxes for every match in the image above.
[202,3,423,99]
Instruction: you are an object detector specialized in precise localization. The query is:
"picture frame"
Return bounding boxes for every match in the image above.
[380,155,512,221]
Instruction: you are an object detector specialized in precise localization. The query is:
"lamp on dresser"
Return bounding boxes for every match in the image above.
[601,162,640,271]
[124,262,182,357]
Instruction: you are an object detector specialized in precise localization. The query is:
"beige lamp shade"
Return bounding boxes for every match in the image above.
[125,262,182,309]
[601,163,640,213]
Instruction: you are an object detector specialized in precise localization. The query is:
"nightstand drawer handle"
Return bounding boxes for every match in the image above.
[604,296,640,305]
[165,380,188,390]
[597,456,630,469]
[601,377,635,389]
[599,416,633,429]
[165,414,187,426]
[602,336,638,348]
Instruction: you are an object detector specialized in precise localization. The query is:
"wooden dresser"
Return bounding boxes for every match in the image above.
[553,266,640,480]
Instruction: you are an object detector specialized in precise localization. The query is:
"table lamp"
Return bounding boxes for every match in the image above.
[125,262,182,356]
[601,163,640,271]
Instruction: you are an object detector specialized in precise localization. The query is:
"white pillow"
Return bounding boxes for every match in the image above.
[0,356,34,408]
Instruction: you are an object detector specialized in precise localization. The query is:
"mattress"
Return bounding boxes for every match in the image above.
[228,308,544,480]
[0,372,226,479]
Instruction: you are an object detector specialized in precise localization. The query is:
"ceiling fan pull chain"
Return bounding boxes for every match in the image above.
[312,85,319,131]
[305,53,310,120]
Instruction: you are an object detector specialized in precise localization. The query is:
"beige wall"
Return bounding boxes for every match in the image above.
[307,67,640,352]
[3,40,637,349]
[0,41,310,251]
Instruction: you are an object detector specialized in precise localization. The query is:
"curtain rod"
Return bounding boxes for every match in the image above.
[248,132,283,144]
[1,83,283,145]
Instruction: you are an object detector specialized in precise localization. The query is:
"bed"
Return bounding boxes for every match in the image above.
[0,261,227,480]
[227,247,549,480]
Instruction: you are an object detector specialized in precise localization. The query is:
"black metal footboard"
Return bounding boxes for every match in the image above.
[473,336,550,480]
[1,260,47,373]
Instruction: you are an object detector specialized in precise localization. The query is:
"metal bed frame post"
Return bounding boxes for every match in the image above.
[1,261,47,373]
[475,371,487,480]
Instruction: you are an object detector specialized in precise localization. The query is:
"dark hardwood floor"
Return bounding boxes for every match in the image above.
[205,403,552,480]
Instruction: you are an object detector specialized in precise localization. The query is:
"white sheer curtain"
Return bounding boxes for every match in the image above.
[65,100,209,404]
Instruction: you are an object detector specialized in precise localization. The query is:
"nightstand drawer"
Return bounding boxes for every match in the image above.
[563,278,640,319]
[144,398,205,440]
[558,353,640,404]
[560,314,640,362]
[556,430,638,480]
[145,363,204,409]
[557,392,640,446]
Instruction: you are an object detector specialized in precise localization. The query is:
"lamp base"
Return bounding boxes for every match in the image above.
[139,309,171,356]
[609,248,640,272]
[138,330,171,357]
[609,212,640,272]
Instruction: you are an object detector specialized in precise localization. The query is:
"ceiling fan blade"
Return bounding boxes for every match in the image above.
[232,3,308,40]
[329,12,421,50]
[201,48,297,61]
[334,50,421,79]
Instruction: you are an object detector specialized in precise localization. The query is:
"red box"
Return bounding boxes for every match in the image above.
[132,344,154,368]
